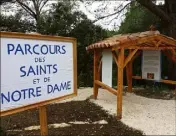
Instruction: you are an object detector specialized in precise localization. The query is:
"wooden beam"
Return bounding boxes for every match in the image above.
[132,76,142,80]
[117,48,124,119]
[175,86,176,97]
[39,106,48,136]
[126,51,133,92]
[163,50,176,63]
[95,80,117,95]
[171,49,176,56]
[112,50,119,66]
[155,40,162,47]
[98,59,102,81]
[112,46,176,50]
[158,35,176,47]
[131,51,142,62]
[161,80,176,85]
[124,49,138,68]
[132,76,176,85]
[93,50,101,99]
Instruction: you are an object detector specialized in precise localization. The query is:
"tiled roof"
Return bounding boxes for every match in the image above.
[86,31,176,50]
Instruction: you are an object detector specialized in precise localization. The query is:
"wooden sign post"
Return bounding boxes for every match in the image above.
[0,32,77,135]
[39,106,48,136]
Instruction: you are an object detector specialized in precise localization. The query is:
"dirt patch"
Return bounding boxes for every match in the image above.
[1,100,144,136]
[133,87,175,100]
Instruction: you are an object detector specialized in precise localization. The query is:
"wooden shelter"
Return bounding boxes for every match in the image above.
[86,30,176,119]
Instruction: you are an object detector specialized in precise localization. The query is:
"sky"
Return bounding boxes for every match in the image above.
[79,1,129,30]
[2,0,165,30]
[79,0,165,30]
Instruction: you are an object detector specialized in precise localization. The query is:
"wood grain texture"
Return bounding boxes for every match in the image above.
[93,50,101,99]
[126,50,133,92]
[124,49,138,68]
[112,50,119,66]
[39,106,48,136]
[117,48,124,119]
[95,80,117,95]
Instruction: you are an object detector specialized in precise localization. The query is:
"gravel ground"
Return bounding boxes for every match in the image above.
[59,88,176,135]
[1,100,144,136]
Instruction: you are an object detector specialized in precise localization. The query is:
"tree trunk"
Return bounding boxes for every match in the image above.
[166,23,176,80]
[163,0,176,81]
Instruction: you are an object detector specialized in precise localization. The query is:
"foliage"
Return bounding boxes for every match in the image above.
[39,2,87,36]
[0,12,35,32]
[109,3,163,86]
[0,1,108,87]
[38,1,108,86]
[70,19,108,87]
[118,2,160,34]
[0,127,6,136]
[115,3,171,87]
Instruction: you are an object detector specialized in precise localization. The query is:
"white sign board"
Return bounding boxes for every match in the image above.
[0,32,77,114]
[142,50,161,81]
[102,49,112,87]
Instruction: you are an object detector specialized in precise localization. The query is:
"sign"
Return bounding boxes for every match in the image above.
[102,49,112,87]
[142,50,161,81]
[0,32,77,116]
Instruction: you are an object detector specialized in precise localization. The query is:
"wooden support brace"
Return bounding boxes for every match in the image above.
[124,49,138,68]
[171,49,176,56]
[131,51,142,62]
[39,106,48,136]
[158,36,176,47]
[163,50,176,63]
[95,80,117,95]
[117,48,124,119]
[155,40,162,47]
[112,50,119,66]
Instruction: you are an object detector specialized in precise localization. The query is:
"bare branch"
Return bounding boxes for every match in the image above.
[39,0,49,13]
[15,0,36,19]
[92,2,132,23]
[31,0,38,14]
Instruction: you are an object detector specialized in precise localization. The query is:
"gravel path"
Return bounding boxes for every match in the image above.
[59,88,176,135]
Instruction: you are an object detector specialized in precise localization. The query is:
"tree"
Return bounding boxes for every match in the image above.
[116,3,170,86]
[1,0,108,87]
[1,0,52,32]
[0,12,35,32]
[70,19,108,86]
[42,1,108,86]
[39,2,87,36]
[118,2,160,34]
[83,0,176,80]
[0,0,12,5]
[132,0,176,81]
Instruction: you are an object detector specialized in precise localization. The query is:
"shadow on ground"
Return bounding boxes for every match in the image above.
[1,100,145,136]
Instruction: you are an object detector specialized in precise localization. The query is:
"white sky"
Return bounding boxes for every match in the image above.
[79,0,165,30]
[2,0,165,30]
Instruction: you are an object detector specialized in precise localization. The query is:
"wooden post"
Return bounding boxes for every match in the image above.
[126,50,133,92]
[175,86,176,98]
[117,48,124,119]
[39,106,48,136]
[126,62,133,92]
[98,59,102,81]
[94,49,100,99]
